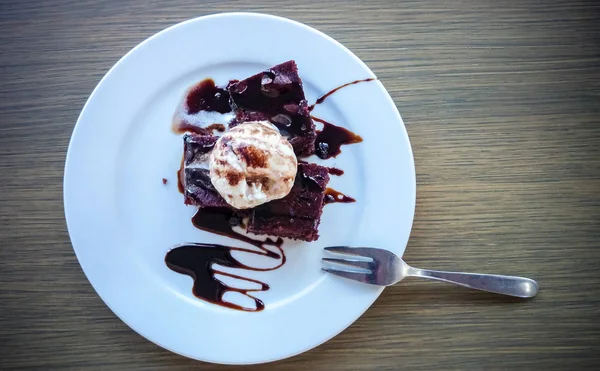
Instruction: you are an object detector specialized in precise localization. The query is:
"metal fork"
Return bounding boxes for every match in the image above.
[322,246,538,298]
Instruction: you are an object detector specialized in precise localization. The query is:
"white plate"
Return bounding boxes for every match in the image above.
[64,13,415,364]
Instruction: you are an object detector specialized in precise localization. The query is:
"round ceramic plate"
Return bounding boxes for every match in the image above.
[64,13,415,364]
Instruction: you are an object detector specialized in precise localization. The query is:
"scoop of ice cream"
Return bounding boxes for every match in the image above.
[209,121,298,209]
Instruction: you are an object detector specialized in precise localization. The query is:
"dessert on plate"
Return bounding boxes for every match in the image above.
[167,60,370,311]
[179,61,332,242]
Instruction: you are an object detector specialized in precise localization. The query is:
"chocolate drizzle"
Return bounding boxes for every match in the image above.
[172,79,234,135]
[327,167,344,176]
[165,207,284,312]
[192,207,283,250]
[324,188,356,205]
[312,116,363,159]
[309,78,376,111]
[309,78,373,158]
[185,79,231,114]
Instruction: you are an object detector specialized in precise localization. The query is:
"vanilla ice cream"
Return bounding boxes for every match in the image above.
[209,121,298,209]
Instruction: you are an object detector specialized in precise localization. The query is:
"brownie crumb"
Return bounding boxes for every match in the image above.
[162,178,168,185]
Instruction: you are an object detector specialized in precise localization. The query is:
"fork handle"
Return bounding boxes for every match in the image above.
[407,267,539,298]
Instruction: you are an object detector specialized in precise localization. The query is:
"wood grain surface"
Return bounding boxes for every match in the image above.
[1,0,599,370]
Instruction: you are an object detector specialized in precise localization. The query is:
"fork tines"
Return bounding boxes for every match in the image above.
[321,246,375,283]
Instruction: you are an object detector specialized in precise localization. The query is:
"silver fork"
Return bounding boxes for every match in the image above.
[322,246,538,298]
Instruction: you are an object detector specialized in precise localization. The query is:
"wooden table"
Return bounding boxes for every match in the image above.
[2,1,599,369]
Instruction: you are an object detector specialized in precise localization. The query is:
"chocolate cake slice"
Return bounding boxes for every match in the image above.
[182,133,230,208]
[228,61,316,157]
[247,162,330,241]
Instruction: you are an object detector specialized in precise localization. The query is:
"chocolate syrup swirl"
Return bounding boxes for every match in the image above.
[165,207,284,312]
[165,244,271,312]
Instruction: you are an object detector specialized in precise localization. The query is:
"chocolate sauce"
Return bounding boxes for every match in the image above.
[327,167,344,176]
[307,78,373,158]
[230,70,306,116]
[166,243,272,312]
[191,207,283,251]
[300,170,327,193]
[309,78,376,111]
[228,66,314,139]
[324,188,356,205]
[166,207,285,312]
[186,79,231,114]
[172,79,233,135]
[312,116,363,159]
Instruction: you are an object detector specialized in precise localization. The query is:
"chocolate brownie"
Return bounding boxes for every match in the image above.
[228,60,316,157]
[182,133,230,208]
[247,162,329,241]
